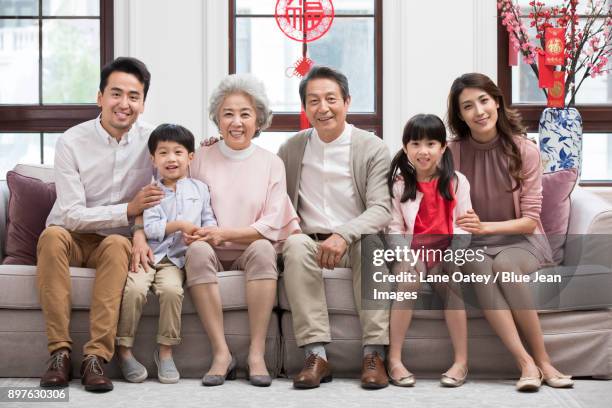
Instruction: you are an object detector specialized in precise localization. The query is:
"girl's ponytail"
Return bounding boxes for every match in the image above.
[387,148,418,202]
[437,147,456,201]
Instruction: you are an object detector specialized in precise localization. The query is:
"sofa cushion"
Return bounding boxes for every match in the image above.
[278,264,612,316]
[12,163,55,183]
[0,265,264,313]
[3,171,56,265]
[541,168,578,264]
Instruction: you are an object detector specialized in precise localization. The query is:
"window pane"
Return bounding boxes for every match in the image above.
[512,58,547,104]
[333,0,374,14]
[516,0,606,15]
[0,0,38,16]
[308,17,374,112]
[0,133,40,179]
[42,19,99,104]
[581,133,612,182]
[0,19,38,104]
[236,17,303,112]
[43,0,99,16]
[236,0,275,15]
[253,131,295,153]
[43,133,60,165]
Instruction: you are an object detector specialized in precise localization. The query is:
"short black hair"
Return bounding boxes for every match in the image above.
[99,57,151,100]
[147,124,195,155]
[299,66,350,108]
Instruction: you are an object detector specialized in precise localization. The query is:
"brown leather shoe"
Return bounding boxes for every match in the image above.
[40,350,72,388]
[293,353,332,389]
[361,352,389,389]
[80,355,113,392]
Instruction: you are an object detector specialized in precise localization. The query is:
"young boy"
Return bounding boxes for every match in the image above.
[116,123,216,383]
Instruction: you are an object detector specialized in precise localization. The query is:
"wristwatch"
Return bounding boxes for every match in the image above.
[131,223,144,234]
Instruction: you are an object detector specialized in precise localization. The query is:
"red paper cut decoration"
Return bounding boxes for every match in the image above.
[275,0,335,43]
[544,27,565,66]
[547,71,565,108]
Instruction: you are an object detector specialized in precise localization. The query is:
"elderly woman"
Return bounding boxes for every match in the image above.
[185,74,300,387]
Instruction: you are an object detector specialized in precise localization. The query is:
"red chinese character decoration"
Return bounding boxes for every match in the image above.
[275,0,335,43]
[275,1,335,129]
[544,27,565,66]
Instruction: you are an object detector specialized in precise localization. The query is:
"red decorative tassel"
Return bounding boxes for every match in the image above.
[545,27,565,66]
[508,38,519,66]
[300,109,310,130]
[547,71,565,108]
[538,52,555,88]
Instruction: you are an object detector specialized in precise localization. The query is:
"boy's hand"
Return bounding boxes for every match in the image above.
[130,232,154,272]
[181,222,200,235]
[182,226,214,245]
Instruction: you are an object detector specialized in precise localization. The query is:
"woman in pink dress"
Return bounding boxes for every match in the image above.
[447,73,573,391]
[185,74,300,387]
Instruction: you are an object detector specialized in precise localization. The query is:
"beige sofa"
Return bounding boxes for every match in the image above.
[0,164,281,379]
[1,164,612,379]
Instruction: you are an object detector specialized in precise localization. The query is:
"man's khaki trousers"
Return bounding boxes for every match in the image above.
[36,226,131,362]
[282,233,389,347]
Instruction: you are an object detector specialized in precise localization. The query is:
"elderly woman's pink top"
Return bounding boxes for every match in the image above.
[190,142,301,261]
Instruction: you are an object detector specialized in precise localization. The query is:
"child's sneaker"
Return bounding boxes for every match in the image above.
[118,354,148,383]
[154,349,180,384]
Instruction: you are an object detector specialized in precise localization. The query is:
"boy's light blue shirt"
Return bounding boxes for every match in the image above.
[144,177,217,268]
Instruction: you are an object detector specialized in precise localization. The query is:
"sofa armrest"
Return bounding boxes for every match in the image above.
[0,180,8,263]
[567,187,612,235]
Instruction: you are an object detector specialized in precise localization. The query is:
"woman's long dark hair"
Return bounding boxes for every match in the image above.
[387,114,456,203]
[447,73,525,191]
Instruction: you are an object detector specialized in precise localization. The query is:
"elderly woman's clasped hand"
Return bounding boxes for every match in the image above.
[183,226,226,246]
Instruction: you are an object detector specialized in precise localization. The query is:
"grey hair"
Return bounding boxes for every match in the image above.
[208,74,273,137]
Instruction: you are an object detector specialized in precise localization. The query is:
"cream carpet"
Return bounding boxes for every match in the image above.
[1,378,611,408]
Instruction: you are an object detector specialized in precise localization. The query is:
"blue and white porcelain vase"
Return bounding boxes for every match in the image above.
[538,107,583,175]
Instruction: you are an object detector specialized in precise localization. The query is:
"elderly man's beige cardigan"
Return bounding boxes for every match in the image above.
[278,127,392,245]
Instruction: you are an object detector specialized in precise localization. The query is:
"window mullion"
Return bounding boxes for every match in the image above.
[38,0,42,105]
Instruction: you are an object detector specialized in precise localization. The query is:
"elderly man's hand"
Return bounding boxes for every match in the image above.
[317,233,348,269]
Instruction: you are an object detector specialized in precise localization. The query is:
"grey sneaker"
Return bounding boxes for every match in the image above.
[154,349,180,384]
[118,354,148,383]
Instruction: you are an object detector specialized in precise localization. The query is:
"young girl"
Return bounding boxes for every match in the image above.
[447,73,573,391]
[386,114,472,387]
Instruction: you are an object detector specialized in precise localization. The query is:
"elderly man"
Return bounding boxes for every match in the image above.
[279,66,392,390]
[37,57,161,392]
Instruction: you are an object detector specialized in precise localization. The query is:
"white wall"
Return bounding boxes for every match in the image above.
[115,0,498,150]
[382,0,498,153]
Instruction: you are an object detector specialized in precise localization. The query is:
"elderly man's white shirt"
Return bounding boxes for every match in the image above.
[46,116,154,236]
[298,123,361,234]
